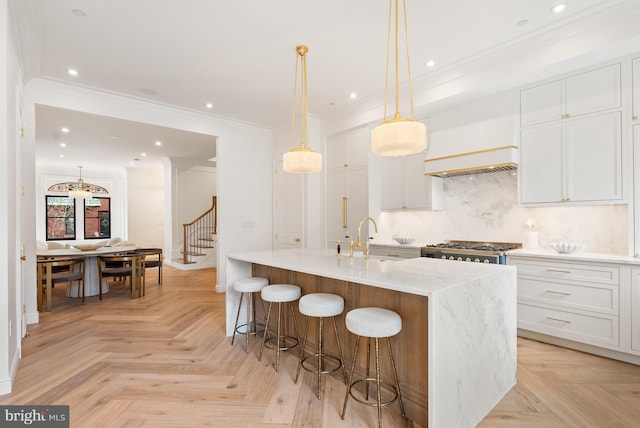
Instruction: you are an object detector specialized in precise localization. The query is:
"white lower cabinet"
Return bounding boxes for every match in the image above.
[508,255,640,362]
[632,268,640,352]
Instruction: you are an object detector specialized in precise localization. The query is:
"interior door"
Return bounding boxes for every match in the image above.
[273,160,303,249]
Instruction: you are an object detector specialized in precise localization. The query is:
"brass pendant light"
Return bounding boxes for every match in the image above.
[371,0,428,157]
[68,166,93,199]
[283,45,322,174]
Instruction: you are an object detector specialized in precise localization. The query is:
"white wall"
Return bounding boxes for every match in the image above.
[127,165,165,248]
[0,0,23,395]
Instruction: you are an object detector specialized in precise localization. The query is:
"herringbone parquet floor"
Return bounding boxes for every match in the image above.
[2,265,640,427]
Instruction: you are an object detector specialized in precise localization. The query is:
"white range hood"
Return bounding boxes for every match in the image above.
[424,145,518,177]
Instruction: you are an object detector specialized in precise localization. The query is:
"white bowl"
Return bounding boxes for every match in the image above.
[393,236,415,245]
[550,242,582,254]
[73,244,105,251]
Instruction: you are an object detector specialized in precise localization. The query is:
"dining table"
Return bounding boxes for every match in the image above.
[37,245,137,297]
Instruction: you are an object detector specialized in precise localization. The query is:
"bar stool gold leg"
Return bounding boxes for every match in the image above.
[341,335,360,420]
[332,316,348,384]
[387,337,405,418]
[258,302,273,362]
[294,317,311,383]
[231,293,245,346]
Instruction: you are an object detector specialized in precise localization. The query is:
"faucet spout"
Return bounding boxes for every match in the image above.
[357,216,378,245]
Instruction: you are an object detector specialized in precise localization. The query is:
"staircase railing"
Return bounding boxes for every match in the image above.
[182,196,217,264]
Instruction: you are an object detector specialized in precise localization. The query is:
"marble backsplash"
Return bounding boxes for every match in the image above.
[375,170,629,255]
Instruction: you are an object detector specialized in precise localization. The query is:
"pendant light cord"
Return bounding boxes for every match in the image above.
[384,0,416,121]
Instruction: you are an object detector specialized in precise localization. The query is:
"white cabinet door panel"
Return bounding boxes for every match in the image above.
[520,79,565,127]
[566,111,621,202]
[404,152,429,209]
[327,170,347,246]
[381,157,404,210]
[520,123,564,203]
[633,58,640,123]
[632,268,640,352]
[566,63,621,118]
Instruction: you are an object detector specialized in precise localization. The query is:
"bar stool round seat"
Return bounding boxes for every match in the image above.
[231,276,269,353]
[295,293,348,399]
[345,307,402,338]
[299,293,344,317]
[259,284,302,372]
[341,307,405,428]
[261,284,301,302]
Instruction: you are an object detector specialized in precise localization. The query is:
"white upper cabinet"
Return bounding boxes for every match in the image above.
[326,127,369,247]
[521,63,621,128]
[520,79,565,127]
[381,152,442,210]
[519,62,623,205]
[633,57,640,123]
[326,127,369,171]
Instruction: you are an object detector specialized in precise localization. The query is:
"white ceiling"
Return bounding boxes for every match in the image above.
[9,0,640,169]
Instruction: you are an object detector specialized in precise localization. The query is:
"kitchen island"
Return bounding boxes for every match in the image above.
[226,248,517,427]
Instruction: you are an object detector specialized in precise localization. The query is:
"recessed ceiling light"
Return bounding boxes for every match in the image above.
[59,143,66,148]
[71,9,86,17]
[329,102,336,106]
[61,127,69,133]
[425,60,435,68]
[109,134,122,140]
[155,140,162,146]
[550,3,566,13]
[67,68,78,76]
[516,19,529,27]
[140,88,158,95]
[349,93,357,100]
[141,152,147,157]
[205,103,214,109]
[59,154,64,158]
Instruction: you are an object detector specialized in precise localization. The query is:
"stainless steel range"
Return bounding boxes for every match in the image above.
[420,240,522,264]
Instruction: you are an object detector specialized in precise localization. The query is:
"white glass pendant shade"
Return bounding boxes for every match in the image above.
[371,119,427,156]
[69,188,93,199]
[283,145,322,174]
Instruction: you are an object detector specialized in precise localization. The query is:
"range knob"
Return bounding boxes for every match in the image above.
[441,255,447,260]
[474,258,481,263]
[483,259,490,263]
[457,257,463,261]
[465,257,471,262]
[449,256,455,260]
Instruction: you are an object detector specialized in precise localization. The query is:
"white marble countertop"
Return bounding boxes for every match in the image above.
[507,248,640,265]
[228,247,514,297]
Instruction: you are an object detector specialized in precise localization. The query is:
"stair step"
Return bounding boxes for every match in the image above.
[199,238,215,242]
[191,245,214,249]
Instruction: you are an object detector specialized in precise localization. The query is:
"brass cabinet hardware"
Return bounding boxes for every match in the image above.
[294,238,301,243]
[546,317,571,324]
[342,197,348,229]
[20,255,26,261]
[546,269,571,274]
[633,115,639,121]
[545,290,570,296]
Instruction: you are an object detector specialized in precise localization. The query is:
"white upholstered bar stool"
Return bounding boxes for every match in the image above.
[341,307,405,428]
[231,277,269,353]
[258,284,302,372]
[294,293,348,399]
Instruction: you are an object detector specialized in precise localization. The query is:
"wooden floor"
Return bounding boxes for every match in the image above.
[2,266,640,427]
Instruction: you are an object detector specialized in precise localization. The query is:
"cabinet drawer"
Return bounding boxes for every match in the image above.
[369,245,420,259]
[518,303,619,347]
[518,277,618,315]
[510,259,619,285]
